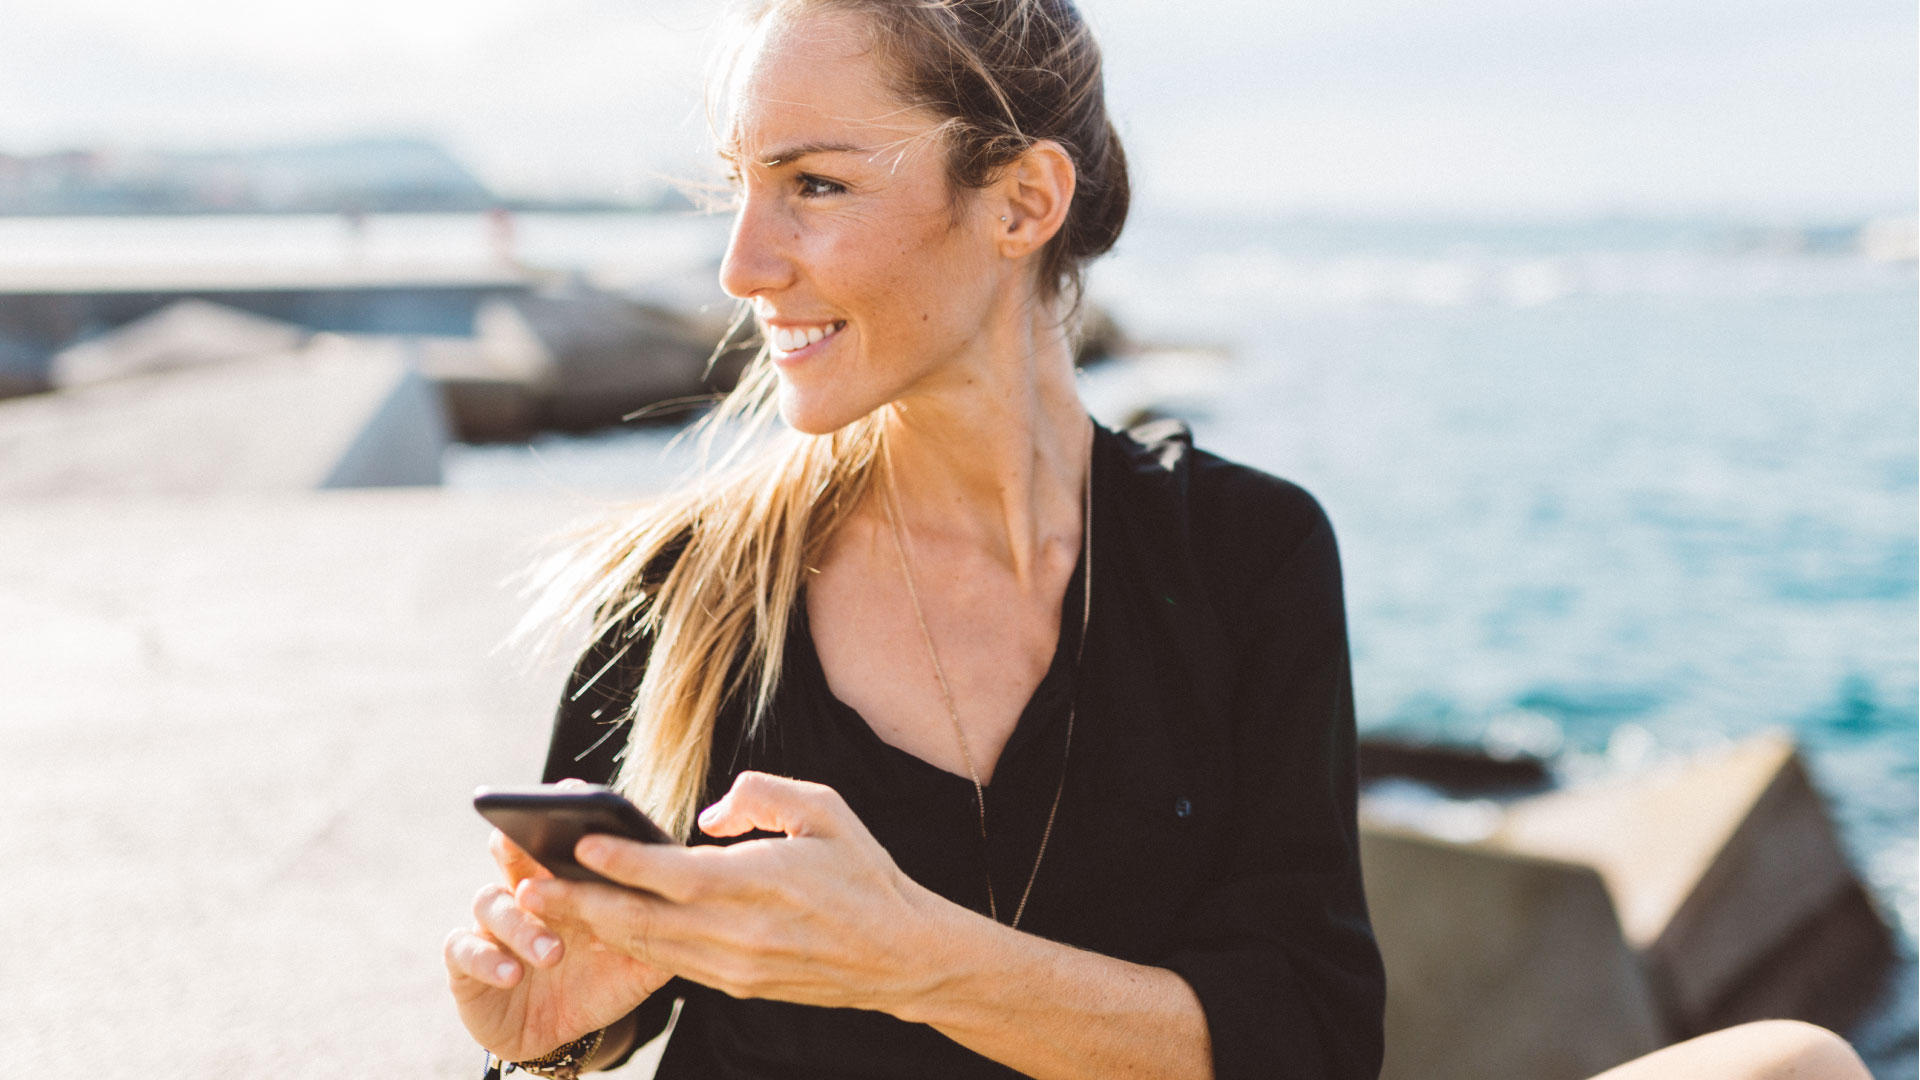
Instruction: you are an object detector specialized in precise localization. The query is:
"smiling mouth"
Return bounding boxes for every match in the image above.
[766,320,846,356]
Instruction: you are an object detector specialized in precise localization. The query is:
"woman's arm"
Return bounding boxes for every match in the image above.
[1163,476,1385,1079]
[520,771,1214,1080]
[890,889,1213,1080]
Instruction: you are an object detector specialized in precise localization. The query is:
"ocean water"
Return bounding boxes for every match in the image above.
[1087,213,1917,923]
[1100,216,1919,1073]
[440,208,1916,1068]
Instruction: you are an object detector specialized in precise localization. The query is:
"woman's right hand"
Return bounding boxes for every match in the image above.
[444,827,674,1062]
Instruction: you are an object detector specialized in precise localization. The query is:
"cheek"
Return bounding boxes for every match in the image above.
[829,211,966,325]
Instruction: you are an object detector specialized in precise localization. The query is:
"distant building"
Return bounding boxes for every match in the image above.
[0,137,499,215]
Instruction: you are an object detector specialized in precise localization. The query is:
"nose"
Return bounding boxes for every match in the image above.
[718,191,793,301]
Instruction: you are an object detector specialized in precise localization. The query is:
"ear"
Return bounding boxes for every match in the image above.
[992,139,1077,260]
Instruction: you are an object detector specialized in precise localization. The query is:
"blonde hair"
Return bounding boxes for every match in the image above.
[514,0,1127,839]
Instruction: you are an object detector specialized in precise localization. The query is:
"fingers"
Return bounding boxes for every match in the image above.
[490,829,552,887]
[697,771,847,839]
[573,834,738,904]
[518,875,677,970]
[444,926,524,991]
[472,881,565,971]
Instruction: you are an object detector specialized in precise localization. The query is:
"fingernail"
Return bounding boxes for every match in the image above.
[576,837,603,863]
[534,936,559,962]
[495,961,517,983]
[698,803,720,827]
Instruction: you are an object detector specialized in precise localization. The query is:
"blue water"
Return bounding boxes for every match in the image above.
[1086,213,1917,923]
[446,210,1919,1070]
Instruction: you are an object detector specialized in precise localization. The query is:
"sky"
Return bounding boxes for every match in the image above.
[3,0,1914,219]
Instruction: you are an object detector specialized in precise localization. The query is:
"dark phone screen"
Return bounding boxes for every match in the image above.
[473,785,677,886]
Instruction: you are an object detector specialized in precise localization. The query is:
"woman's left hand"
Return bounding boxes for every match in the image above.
[515,771,951,1015]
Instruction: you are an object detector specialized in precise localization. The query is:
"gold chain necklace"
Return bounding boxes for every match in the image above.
[879,436,1093,929]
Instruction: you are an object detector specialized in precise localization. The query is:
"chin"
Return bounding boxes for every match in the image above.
[774,380,877,437]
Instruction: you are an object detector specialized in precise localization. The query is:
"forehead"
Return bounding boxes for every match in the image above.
[719,10,940,165]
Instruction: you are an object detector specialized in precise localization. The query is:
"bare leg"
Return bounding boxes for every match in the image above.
[1591,1021,1871,1080]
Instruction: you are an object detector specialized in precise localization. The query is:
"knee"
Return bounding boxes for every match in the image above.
[1593,1019,1872,1080]
[1726,1020,1870,1080]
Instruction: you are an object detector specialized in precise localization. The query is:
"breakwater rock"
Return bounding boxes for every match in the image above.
[1359,735,1898,1079]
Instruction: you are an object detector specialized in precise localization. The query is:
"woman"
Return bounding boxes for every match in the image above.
[447,1,1381,1076]
[442,3,1871,1079]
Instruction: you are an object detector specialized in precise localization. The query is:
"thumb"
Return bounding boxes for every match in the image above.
[698,771,846,839]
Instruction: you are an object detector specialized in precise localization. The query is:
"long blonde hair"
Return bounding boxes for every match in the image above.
[512,0,1128,839]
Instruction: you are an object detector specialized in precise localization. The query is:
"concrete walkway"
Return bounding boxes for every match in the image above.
[0,488,663,1077]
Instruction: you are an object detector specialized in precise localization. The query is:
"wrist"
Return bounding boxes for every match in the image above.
[884,882,1016,1028]
[506,1028,606,1079]
[586,1010,640,1073]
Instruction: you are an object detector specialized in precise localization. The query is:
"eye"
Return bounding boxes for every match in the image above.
[795,173,846,199]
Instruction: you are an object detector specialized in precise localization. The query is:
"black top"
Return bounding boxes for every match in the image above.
[541,419,1386,1080]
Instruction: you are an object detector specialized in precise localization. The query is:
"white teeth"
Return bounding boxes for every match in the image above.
[768,321,842,354]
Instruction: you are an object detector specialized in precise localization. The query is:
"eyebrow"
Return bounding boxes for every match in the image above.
[721,140,867,167]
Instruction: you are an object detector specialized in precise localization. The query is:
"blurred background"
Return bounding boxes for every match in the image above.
[0,1,1912,1077]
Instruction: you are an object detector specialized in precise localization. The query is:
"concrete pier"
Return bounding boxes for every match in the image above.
[49,299,309,387]
[0,334,449,496]
[0,489,665,1077]
[0,264,533,392]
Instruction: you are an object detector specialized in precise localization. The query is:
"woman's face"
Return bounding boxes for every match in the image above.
[717,11,1011,435]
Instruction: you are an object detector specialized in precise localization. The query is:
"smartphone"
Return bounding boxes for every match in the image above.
[473,784,678,886]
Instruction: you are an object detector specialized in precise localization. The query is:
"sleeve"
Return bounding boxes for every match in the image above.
[539,610,693,1066]
[1160,498,1387,1080]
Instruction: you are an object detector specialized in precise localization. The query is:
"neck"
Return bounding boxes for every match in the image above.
[877,300,1093,587]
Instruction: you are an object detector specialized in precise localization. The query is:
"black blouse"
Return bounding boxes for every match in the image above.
[540,419,1385,1079]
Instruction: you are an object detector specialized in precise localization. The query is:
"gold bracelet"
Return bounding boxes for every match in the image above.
[506,1029,606,1079]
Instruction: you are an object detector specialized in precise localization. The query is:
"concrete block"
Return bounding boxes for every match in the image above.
[1698,882,1897,1033]
[1361,826,1668,1080]
[1360,733,1896,1074]
[411,293,724,441]
[412,331,549,443]
[0,331,49,399]
[0,333,448,495]
[320,347,453,489]
[1490,735,1892,1034]
[50,298,308,386]
[482,292,718,432]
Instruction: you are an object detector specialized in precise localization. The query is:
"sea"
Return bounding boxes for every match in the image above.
[6,206,1913,1069]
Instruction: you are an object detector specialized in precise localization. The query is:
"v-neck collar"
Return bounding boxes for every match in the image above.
[788,421,1109,791]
